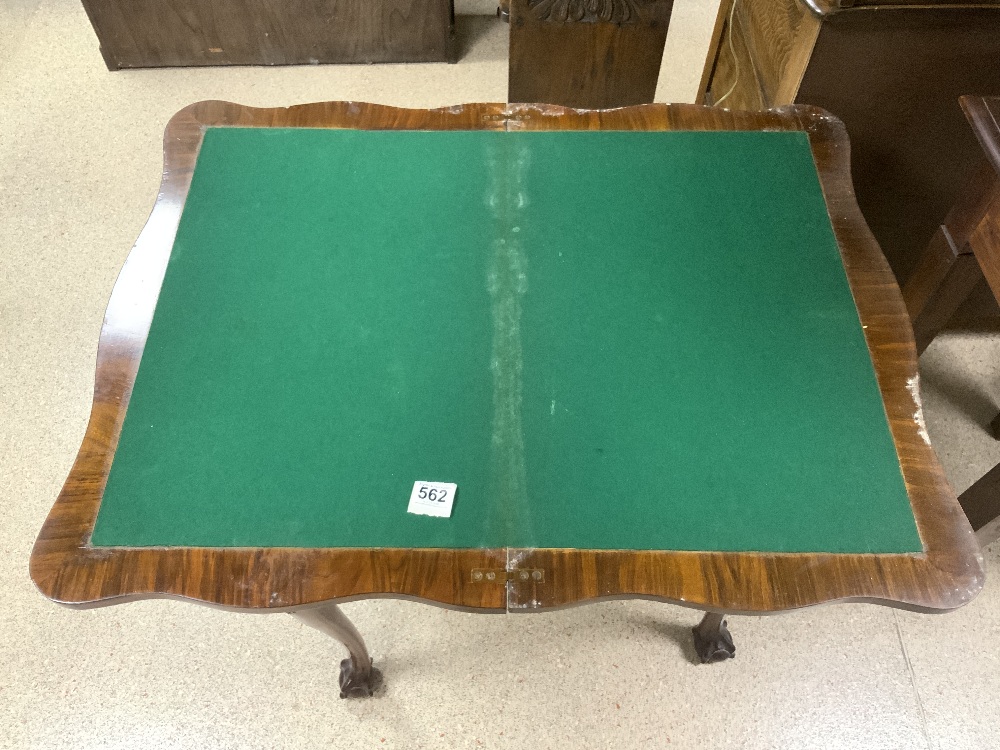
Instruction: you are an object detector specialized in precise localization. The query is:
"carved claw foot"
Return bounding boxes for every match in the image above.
[339,658,383,699]
[291,603,382,698]
[692,612,736,664]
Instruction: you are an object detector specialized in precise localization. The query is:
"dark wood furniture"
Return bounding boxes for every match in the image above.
[903,95,1000,546]
[81,0,456,69]
[29,101,983,697]
[699,0,1000,284]
[507,0,673,109]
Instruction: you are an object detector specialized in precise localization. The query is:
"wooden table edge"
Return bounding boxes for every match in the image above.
[29,101,984,616]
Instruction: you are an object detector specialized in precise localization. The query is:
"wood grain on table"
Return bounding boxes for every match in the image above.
[29,101,984,617]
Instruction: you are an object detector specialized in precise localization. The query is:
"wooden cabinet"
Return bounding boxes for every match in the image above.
[82,0,456,69]
[700,0,1000,283]
[507,0,674,109]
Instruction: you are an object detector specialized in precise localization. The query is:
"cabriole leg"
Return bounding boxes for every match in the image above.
[292,603,382,698]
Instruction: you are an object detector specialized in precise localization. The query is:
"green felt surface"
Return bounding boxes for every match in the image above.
[91,127,922,553]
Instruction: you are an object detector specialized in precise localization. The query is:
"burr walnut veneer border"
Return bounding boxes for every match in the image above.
[29,101,984,617]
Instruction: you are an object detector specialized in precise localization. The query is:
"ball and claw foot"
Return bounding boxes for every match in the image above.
[292,603,383,699]
[692,612,736,664]
[338,658,383,699]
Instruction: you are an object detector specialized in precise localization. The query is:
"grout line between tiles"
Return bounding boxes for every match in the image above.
[893,610,936,750]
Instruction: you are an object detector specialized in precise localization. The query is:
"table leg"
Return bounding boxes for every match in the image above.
[692,612,736,663]
[292,603,382,698]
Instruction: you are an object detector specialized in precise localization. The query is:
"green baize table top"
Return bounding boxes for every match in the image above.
[90,127,922,554]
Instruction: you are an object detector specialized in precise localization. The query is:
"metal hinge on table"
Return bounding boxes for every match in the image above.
[471,568,544,583]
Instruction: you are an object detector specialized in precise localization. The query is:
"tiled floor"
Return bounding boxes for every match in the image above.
[2,2,999,748]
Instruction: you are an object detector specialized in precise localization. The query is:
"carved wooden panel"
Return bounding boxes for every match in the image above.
[526,0,656,23]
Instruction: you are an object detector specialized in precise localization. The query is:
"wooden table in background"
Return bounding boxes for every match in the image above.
[29,101,984,699]
[904,95,1000,547]
[699,0,1000,285]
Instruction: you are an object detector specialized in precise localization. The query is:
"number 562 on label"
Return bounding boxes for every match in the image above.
[407,481,457,518]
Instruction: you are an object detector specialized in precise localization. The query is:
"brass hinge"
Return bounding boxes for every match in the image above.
[471,568,545,583]
[481,113,534,123]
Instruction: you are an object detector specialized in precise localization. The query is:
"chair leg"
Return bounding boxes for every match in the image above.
[902,226,983,355]
[959,462,1000,547]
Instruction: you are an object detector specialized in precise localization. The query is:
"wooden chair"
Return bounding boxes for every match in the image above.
[902,95,1000,545]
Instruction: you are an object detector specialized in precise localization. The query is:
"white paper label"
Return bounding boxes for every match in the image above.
[406,481,457,518]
